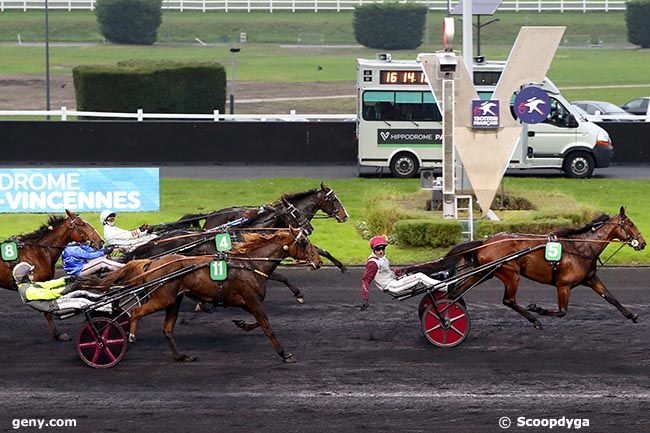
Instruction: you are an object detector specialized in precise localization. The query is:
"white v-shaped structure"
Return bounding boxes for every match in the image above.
[420,27,565,214]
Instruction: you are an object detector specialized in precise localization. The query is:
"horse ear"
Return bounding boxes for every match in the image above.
[320,181,325,190]
[65,209,75,219]
[619,206,626,216]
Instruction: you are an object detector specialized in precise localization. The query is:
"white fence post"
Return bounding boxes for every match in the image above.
[213,110,220,121]
[91,0,95,11]
[137,109,144,122]
[202,0,206,12]
[538,0,541,12]
[270,0,273,13]
[314,0,318,12]
[61,107,67,121]
[248,0,251,13]
[23,0,26,12]
[292,0,295,13]
[583,0,586,12]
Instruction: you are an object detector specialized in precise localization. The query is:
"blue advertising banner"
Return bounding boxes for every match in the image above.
[514,86,551,124]
[0,168,159,213]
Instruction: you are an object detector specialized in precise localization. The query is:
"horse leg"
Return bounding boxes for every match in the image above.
[268,272,304,304]
[499,270,544,330]
[128,298,171,344]
[527,285,571,318]
[45,312,70,341]
[246,299,296,363]
[316,247,347,273]
[583,275,639,323]
[233,319,261,332]
[163,295,196,362]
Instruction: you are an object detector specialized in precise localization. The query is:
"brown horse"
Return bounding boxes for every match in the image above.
[95,228,321,363]
[0,210,104,340]
[406,207,645,330]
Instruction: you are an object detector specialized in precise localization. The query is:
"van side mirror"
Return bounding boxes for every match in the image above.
[568,114,579,128]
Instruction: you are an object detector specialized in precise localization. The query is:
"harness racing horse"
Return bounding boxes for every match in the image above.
[0,210,104,340]
[124,194,345,303]
[175,182,349,230]
[172,182,349,272]
[405,207,646,330]
[95,228,322,363]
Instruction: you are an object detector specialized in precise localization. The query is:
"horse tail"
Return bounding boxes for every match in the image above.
[84,260,152,290]
[400,239,484,277]
[444,240,485,298]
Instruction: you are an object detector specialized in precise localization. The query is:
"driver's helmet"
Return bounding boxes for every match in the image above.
[100,210,116,226]
[369,235,388,250]
[13,262,35,284]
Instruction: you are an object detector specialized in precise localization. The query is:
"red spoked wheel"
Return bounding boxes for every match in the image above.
[421,300,470,348]
[76,317,127,368]
[419,292,466,320]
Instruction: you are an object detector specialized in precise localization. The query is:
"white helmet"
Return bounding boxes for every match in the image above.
[100,210,116,225]
[13,262,34,283]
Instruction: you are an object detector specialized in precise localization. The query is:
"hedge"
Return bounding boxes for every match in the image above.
[626,0,650,48]
[395,219,463,248]
[95,0,162,45]
[353,3,428,50]
[73,60,226,114]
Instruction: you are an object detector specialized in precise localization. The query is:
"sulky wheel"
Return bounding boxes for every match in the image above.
[418,293,466,321]
[76,317,127,368]
[421,300,471,348]
[88,309,130,334]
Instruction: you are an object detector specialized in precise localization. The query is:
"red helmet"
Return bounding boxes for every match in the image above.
[370,235,388,249]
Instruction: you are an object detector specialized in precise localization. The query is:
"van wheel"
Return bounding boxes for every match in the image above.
[390,153,419,178]
[563,151,595,179]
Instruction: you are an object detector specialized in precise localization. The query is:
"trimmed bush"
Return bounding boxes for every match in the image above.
[73,60,226,114]
[626,0,650,48]
[96,0,162,45]
[354,3,428,50]
[395,219,463,248]
[475,218,574,238]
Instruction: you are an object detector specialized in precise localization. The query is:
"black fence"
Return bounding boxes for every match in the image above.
[596,122,650,163]
[0,121,358,164]
[0,120,648,165]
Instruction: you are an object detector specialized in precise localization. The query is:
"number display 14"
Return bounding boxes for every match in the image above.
[380,70,428,85]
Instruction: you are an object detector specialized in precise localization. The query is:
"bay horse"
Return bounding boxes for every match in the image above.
[0,210,104,340]
[404,207,645,330]
[124,194,346,302]
[94,228,321,363]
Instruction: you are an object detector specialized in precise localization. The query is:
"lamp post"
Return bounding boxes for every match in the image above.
[45,0,51,120]
[229,47,241,115]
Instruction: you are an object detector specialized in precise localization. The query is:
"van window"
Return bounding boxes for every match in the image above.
[544,98,573,128]
[474,71,501,86]
[362,91,442,121]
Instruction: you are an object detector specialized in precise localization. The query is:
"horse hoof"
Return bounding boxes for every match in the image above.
[283,354,297,363]
[296,296,305,305]
[340,266,348,274]
[55,333,71,342]
[175,354,196,362]
[128,335,137,344]
[533,321,544,330]
[526,303,537,311]
[631,314,640,323]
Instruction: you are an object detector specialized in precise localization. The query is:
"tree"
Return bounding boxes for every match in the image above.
[626,0,650,48]
[354,3,428,50]
[96,0,163,45]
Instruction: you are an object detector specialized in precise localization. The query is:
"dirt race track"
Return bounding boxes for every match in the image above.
[0,267,648,433]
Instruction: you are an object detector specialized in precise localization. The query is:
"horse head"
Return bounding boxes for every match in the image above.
[317,182,349,223]
[286,226,322,270]
[611,206,646,251]
[65,209,104,249]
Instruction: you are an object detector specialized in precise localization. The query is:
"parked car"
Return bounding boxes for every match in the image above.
[620,97,650,116]
[572,100,638,121]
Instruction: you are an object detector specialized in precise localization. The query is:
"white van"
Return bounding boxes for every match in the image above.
[356,55,614,178]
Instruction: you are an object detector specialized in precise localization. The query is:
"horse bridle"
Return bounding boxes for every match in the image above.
[69,216,101,249]
[610,216,642,248]
[309,189,347,222]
